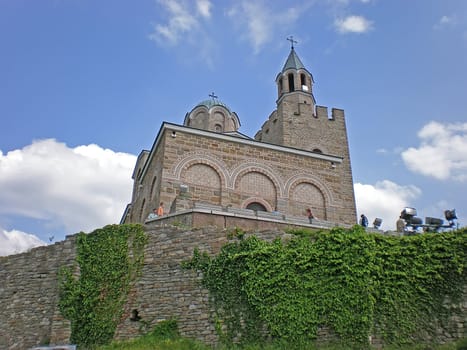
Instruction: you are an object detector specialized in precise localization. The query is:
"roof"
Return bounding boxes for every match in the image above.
[282,48,305,72]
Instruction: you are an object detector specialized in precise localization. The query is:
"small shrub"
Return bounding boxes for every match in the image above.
[151,319,179,339]
[457,338,467,350]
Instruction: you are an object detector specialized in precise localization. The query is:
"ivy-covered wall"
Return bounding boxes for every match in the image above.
[186,226,467,348]
[58,224,147,348]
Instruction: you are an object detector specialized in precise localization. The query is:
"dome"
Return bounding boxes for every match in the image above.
[194,98,232,113]
[184,97,240,133]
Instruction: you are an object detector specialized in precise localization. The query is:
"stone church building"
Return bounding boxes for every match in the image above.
[121,47,357,227]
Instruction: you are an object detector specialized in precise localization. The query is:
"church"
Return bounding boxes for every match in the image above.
[121,45,357,227]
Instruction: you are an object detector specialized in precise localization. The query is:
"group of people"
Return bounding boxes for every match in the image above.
[147,202,164,220]
[148,204,370,229]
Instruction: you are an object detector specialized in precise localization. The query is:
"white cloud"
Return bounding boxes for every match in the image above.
[0,139,136,236]
[401,121,467,181]
[335,15,373,34]
[376,146,403,155]
[227,1,307,54]
[148,0,215,67]
[434,15,457,29]
[196,0,212,18]
[354,180,421,231]
[376,148,388,154]
[0,228,46,256]
[149,0,209,45]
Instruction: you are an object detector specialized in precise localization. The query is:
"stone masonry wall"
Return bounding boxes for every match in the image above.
[0,224,465,349]
[131,127,357,227]
[0,236,77,350]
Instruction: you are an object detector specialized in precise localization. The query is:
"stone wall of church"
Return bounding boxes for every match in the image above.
[143,128,357,226]
[130,138,166,223]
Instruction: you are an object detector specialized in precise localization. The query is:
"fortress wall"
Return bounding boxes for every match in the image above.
[0,223,465,349]
[0,236,77,350]
[114,223,287,343]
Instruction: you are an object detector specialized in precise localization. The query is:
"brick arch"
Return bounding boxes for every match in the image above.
[285,175,333,220]
[285,174,333,204]
[181,163,222,205]
[230,162,284,197]
[234,169,278,212]
[172,153,228,188]
[242,197,274,212]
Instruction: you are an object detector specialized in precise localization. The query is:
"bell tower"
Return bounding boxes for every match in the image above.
[254,38,357,225]
[276,37,316,109]
[255,38,352,159]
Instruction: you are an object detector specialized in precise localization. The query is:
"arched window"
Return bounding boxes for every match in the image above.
[136,168,142,181]
[246,202,267,212]
[279,78,283,93]
[150,176,157,200]
[140,198,146,222]
[300,73,308,91]
[288,73,295,92]
[214,124,223,132]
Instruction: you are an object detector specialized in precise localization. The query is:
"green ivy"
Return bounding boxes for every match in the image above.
[186,226,466,348]
[58,224,147,348]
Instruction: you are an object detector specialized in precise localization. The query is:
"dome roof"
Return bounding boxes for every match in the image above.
[194,98,231,112]
[184,96,240,132]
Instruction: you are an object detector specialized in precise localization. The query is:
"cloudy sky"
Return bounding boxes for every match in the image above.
[1,0,466,255]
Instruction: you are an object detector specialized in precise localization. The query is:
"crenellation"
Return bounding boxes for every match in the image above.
[315,105,328,119]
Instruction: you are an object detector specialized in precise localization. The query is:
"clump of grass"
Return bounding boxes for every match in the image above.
[97,320,464,350]
[98,320,207,350]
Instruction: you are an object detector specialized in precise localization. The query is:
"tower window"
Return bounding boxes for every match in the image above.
[279,78,283,92]
[301,73,308,91]
[288,73,295,92]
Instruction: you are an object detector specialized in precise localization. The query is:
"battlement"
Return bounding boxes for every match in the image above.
[315,106,345,121]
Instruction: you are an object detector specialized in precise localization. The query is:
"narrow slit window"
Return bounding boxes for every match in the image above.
[288,73,295,92]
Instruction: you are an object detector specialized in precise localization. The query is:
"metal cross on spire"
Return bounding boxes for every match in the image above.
[287,36,298,49]
[209,92,218,100]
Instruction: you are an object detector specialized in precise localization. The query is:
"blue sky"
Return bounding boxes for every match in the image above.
[1,0,466,255]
